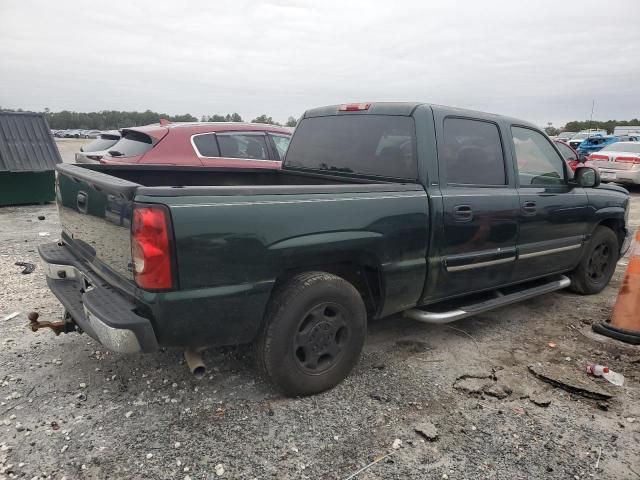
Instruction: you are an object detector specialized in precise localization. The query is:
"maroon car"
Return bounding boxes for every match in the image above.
[100,122,292,169]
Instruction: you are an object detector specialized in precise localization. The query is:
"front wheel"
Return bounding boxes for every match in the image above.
[568,226,619,295]
[256,272,366,397]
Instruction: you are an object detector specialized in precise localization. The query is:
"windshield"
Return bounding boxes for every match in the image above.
[107,130,154,157]
[81,135,120,152]
[602,143,640,153]
[572,133,589,140]
[285,115,417,179]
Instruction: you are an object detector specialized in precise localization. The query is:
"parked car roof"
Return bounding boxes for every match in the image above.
[129,122,291,140]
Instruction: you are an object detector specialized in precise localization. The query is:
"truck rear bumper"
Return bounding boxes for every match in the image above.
[38,242,158,353]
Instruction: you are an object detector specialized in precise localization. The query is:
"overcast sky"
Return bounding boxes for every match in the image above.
[1,0,639,127]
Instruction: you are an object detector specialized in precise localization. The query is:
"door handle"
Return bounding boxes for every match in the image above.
[452,204,473,222]
[522,201,537,215]
[77,191,88,214]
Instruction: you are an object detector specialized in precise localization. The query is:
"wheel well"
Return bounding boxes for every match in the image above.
[274,262,383,318]
[597,218,625,250]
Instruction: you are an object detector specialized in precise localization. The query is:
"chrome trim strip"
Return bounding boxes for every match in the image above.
[518,243,581,260]
[172,193,428,208]
[190,132,276,162]
[446,256,515,272]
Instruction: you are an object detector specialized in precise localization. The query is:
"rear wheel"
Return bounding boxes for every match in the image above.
[256,272,366,397]
[569,226,619,295]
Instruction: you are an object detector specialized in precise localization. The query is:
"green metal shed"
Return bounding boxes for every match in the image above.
[0,111,62,206]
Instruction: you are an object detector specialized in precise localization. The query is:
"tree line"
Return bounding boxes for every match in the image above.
[0,107,297,130]
[545,118,640,136]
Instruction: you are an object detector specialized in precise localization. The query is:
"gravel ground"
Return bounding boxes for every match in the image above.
[1,180,639,479]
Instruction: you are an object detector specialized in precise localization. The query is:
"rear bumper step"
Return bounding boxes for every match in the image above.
[404,275,571,324]
[38,242,158,353]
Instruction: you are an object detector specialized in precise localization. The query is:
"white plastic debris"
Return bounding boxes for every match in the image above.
[2,312,20,321]
[215,464,225,476]
[392,438,402,449]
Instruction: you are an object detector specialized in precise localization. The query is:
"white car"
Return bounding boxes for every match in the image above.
[588,142,640,185]
[74,131,121,163]
[83,130,103,139]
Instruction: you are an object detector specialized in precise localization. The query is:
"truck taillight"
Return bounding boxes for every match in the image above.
[131,205,174,290]
[339,103,370,111]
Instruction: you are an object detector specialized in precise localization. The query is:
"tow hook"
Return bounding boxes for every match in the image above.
[28,312,75,336]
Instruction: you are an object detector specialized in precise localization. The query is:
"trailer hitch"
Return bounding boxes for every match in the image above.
[28,312,75,336]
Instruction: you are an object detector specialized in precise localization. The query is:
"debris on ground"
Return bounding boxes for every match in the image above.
[528,363,612,400]
[37,232,50,237]
[453,369,512,399]
[2,312,20,321]
[548,342,557,348]
[483,383,512,399]
[529,392,552,407]
[414,421,439,441]
[391,439,402,450]
[453,373,493,395]
[37,216,45,220]
[586,364,625,386]
[14,262,35,274]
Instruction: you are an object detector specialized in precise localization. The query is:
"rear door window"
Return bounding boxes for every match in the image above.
[192,133,220,157]
[270,134,291,161]
[441,118,506,185]
[108,131,154,158]
[218,134,269,160]
[285,115,416,179]
[512,127,566,186]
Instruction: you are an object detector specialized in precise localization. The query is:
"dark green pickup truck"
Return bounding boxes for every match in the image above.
[40,102,632,396]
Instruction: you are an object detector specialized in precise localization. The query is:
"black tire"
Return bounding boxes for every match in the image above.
[569,226,619,295]
[256,272,367,397]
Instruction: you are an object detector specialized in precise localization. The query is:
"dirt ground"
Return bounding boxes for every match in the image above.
[54,139,90,164]
[0,162,639,479]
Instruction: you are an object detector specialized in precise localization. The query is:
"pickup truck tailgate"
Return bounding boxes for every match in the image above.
[56,164,137,283]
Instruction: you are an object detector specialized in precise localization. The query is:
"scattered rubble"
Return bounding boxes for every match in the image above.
[414,421,439,441]
[528,363,612,400]
[529,392,552,407]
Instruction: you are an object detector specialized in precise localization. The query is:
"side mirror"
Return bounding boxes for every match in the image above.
[571,166,600,188]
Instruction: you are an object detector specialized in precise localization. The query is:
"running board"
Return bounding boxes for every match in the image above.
[404,275,571,324]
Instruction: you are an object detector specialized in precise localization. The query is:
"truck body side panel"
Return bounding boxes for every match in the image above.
[138,189,429,346]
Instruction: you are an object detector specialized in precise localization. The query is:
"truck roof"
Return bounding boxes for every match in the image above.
[302,102,538,129]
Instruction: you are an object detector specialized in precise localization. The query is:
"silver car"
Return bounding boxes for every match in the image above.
[74,131,121,163]
[588,142,640,185]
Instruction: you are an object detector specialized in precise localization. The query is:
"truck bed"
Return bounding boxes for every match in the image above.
[70,163,405,191]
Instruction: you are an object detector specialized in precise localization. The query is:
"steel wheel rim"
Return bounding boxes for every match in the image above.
[587,242,611,281]
[293,302,351,374]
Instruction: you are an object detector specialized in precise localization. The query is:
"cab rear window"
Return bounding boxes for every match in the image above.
[285,115,417,179]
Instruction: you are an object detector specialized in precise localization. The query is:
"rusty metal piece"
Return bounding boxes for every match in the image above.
[15,261,35,274]
[28,312,68,336]
[184,348,206,379]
